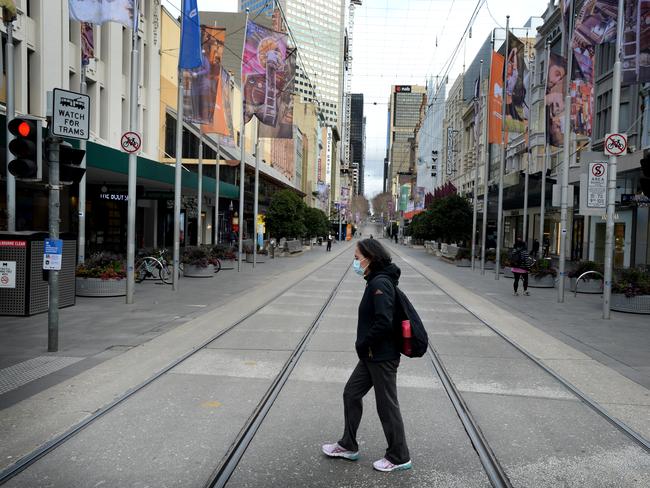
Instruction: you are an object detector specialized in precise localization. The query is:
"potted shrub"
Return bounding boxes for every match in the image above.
[455,247,471,267]
[611,268,650,314]
[484,249,496,270]
[76,252,127,297]
[182,246,216,278]
[528,259,557,288]
[568,261,603,294]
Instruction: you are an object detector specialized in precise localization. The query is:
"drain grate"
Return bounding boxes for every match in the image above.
[0,356,84,395]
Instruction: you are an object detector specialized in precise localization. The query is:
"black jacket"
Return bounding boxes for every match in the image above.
[355,263,402,362]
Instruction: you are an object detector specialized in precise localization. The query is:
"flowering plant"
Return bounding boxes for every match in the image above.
[612,268,650,298]
[76,253,126,280]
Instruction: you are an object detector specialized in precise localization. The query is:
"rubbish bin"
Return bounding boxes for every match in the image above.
[0,231,76,316]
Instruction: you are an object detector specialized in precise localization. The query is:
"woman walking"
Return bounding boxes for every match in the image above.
[511,238,531,296]
[322,239,411,472]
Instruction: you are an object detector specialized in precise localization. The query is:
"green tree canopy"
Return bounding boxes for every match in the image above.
[265,189,306,239]
[303,207,329,237]
[428,194,472,243]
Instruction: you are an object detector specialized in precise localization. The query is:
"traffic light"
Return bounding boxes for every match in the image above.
[58,142,86,185]
[7,117,42,180]
[641,155,650,197]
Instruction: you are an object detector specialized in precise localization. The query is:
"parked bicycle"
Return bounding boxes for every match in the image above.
[135,249,182,284]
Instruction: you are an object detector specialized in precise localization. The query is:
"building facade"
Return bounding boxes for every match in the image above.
[350,93,364,195]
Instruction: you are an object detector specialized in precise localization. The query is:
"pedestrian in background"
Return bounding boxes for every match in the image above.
[327,233,333,252]
[322,239,412,472]
[532,238,540,258]
[511,238,531,296]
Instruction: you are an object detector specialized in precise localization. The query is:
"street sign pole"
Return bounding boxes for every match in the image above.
[603,0,626,319]
[126,0,140,303]
[238,9,250,273]
[495,16,510,281]
[215,142,221,244]
[253,140,260,268]
[78,65,88,264]
[472,59,483,272]
[46,134,61,352]
[5,19,15,231]
[539,40,550,261]
[481,31,495,275]
[197,128,203,246]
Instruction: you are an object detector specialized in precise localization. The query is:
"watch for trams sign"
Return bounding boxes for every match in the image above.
[51,88,90,140]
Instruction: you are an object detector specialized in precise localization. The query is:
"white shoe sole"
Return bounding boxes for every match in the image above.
[322,447,360,461]
[373,460,412,472]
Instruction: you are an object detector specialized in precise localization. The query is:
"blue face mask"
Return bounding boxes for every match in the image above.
[353,258,367,277]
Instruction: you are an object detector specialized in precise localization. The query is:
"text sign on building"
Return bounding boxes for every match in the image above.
[604,133,627,156]
[446,127,455,176]
[0,261,16,289]
[43,239,63,271]
[325,128,332,186]
[52,88,90,140]
[395,86,412,93]
[587,162,608,208]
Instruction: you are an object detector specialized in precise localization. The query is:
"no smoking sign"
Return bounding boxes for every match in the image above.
[604,133,627,156]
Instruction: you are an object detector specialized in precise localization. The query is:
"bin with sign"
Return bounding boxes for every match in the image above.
[0,232,76,316]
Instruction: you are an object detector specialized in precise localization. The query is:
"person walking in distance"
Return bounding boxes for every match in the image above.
[322,239,412,472]
[511,238,531,296]
[326,233,333,252]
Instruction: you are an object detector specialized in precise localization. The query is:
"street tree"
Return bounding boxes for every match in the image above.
[304,207,329,238]
[350,194,370,222]
[371,191,392,219]
[265,189,306,239]
[428,194,472,244]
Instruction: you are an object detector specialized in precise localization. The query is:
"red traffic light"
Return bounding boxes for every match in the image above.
[8,118,37,140]
[17,121,31,137]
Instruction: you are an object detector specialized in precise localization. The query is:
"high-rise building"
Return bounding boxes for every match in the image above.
[238,0,346,128]
[385,85,426,198]
[350,93,364,195]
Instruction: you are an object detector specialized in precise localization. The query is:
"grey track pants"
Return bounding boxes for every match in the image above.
[338,359,410,464]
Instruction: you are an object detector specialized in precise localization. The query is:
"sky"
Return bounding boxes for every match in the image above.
[163,0,550,198]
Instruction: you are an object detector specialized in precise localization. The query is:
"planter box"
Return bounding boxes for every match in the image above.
[76,277,126,297]
[183,264,214,278]
[611,294,650,314]
[529,274,556,288]
[245,253,265,263]
[570,277,603,294]
[455,259,471,267]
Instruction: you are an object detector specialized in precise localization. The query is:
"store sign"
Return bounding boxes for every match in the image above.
[325,127,332,186]
[395,85,412,93]
[99,192,128,202]
[446,127,455,175]
[0,240,26,248]
[43,239,63,271]
[0,261,16,289]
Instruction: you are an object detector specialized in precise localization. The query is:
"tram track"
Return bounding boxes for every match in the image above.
[389,244,650,455]
[0,246,354,487]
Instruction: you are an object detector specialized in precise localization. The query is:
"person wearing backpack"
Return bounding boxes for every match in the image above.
[511,238,531,296]
[322,238,412,472]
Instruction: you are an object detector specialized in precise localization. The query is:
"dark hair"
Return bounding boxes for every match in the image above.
[357,239,392,273]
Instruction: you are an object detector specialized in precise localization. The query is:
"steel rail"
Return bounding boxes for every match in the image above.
[205,265,351,488]
[0,244,354,486]
[390,244,650,454]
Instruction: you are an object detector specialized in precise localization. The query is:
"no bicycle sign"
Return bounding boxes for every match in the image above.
[604,133,627,156]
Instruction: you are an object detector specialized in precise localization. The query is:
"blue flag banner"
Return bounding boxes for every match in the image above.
[179,0,202,70]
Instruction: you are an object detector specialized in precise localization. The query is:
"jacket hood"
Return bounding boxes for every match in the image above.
[366,262,401,285]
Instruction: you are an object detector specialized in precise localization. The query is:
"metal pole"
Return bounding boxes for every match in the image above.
[338,205,342,242]
[214,142,221,244]
[126,1,140,303]
[197,129,203,246]
[523,39,532,246]
[495,16,510,280]
[253,140,260,268]
[558,1,575,302]
[46,135,61,352]
[603,0,626,319]
[540,40,550,261]
[5,21,15,231]
[78,65,87,263]
[173,0,185,290]
[481,32,495,275]
[238,10,249,272]
[472,59,483,271]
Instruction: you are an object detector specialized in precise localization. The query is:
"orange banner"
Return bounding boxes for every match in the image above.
[488,51,504,145]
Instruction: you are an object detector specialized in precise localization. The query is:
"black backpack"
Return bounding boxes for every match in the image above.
[394,287,429,358]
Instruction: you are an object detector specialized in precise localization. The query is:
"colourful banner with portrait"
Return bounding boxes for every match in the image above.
[545,52,568,148]
[81,22,94,65]
[488,51,505,144]
[259,50,296,139]
[242,20,292,135]
[622,0,650,85]
[503,32,528,134]
[183,26,224,124]
[203,67,235,147]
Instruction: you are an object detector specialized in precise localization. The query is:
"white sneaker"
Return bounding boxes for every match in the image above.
[513,291,519,296]
[373,457,412,472]
[322,442,359,461]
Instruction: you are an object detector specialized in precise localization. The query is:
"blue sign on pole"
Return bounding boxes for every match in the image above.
[43,239,63,271]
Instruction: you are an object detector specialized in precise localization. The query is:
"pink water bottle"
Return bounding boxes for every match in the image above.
[401,320,412,356]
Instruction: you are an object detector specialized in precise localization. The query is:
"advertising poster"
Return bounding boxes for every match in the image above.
[81,23,94,65]
[622,0,650,85]
[242,20,294,138]
[502,32,528,134]
[183,26,224,124]
[203,66,235,145]
[488,51,505,144]
[545,52,568,147]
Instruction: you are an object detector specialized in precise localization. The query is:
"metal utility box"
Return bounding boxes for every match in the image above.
[0,232,76,316]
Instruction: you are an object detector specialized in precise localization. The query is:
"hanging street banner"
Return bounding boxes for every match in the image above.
[203,65,235,146]
[178,0,202,70]
[69,0,134,26]
[446,127,455,175]
[184,26,224,124]
[545,52,567,148]
[81,22,94,65]
[488,51,504,144]
[242,20,294,138]
[622,0,650,85]
[500,32,528,134]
